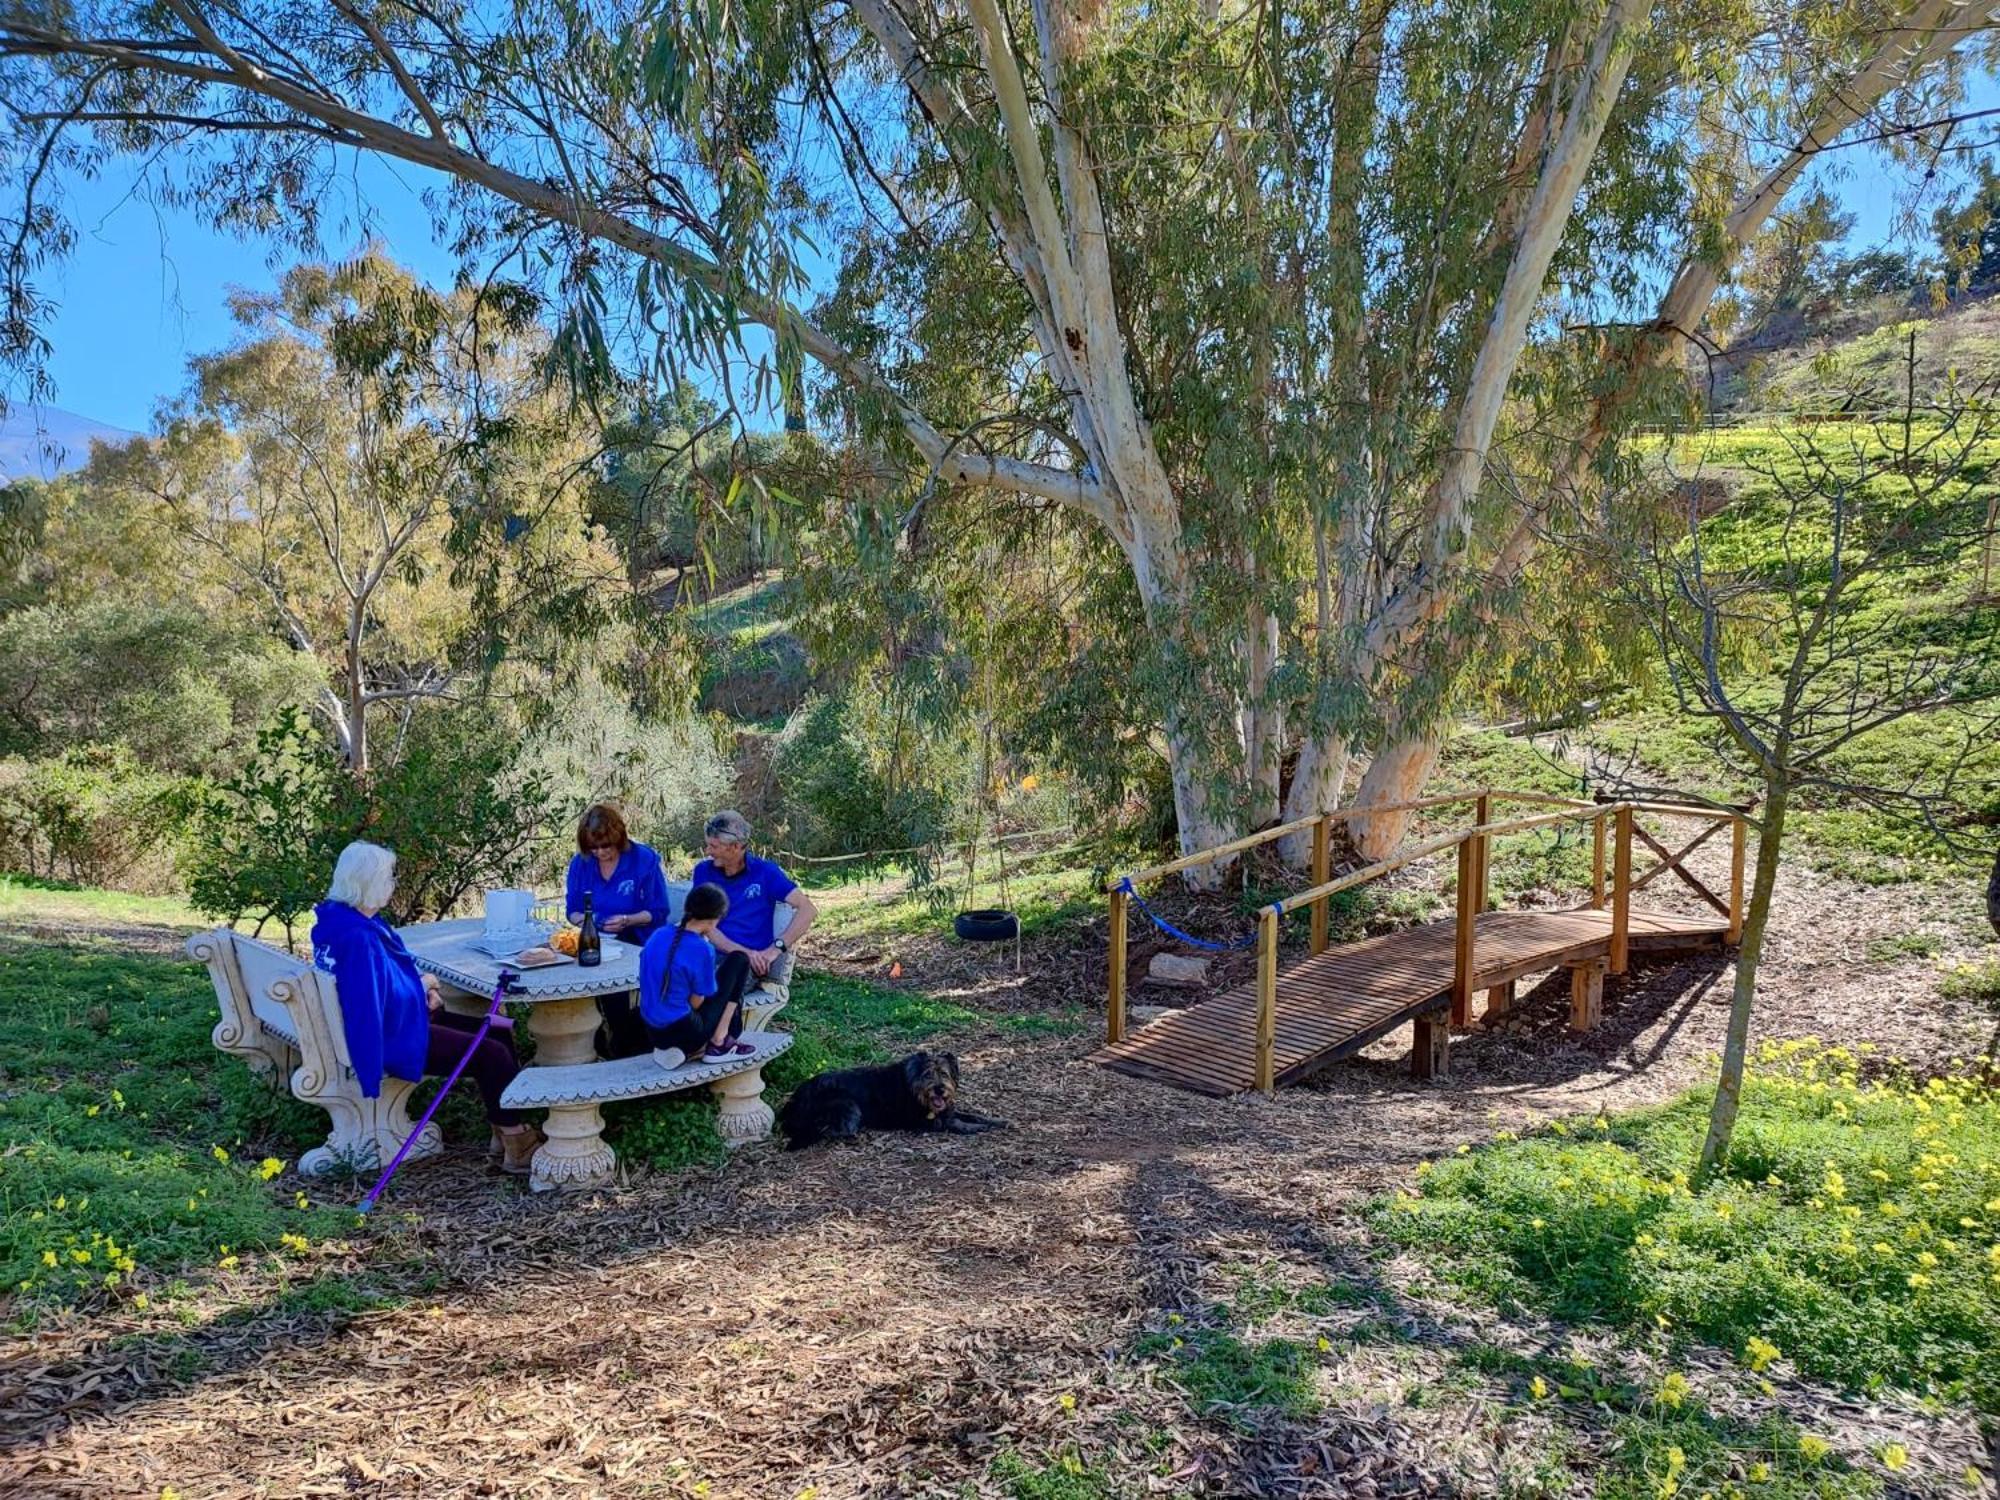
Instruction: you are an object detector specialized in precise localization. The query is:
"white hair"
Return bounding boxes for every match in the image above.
[328,841,397,912]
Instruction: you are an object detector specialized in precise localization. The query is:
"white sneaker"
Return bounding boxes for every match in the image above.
[652,1047,686,1070]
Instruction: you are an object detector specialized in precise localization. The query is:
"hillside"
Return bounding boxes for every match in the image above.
[1712,291,2000,416]
[0,403,135,481]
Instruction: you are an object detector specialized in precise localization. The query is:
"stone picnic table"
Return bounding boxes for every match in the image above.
[402,917,641,1189]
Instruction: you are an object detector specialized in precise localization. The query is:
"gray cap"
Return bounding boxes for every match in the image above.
[704,810,751,844]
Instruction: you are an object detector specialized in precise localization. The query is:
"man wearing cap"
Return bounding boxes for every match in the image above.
[691,811,818,1011]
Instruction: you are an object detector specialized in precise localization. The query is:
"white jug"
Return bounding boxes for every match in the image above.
[483,888,534,936]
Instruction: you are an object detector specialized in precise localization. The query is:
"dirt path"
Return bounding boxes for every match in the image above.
[3,856,1993,1499]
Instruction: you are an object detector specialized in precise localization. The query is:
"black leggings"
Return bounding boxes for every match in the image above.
[644,990,744,1057]
[602,950,757,1059]
[425,1010,526,1126]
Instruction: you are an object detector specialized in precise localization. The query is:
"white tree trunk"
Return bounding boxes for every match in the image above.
[1349,737,1442,860]
[1278,733,1352,865]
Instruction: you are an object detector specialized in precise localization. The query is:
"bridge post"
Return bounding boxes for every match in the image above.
[1107,884,1128,1044]
[1309,815,1331,954]
[1591,812,1608,909]
[1256,908,1279,1094]
[1611,805,1633,973]
[1727,814,1746,943]
[1452,837,1476,1027]
[1473,792,1492,917]
[1412,1014,1450,1080]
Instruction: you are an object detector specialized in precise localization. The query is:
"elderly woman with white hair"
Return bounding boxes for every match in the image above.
[310,841,541,1175]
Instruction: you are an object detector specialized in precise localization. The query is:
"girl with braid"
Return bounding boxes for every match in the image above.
[635,883,755,1068]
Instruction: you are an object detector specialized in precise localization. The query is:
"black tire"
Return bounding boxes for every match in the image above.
[954,908,1021,943]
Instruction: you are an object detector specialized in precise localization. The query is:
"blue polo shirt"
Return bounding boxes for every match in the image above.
[565,841,670,942]
[690,853,798,951]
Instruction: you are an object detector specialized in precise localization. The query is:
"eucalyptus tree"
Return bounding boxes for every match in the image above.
[2,0,1992,869]
[85,253,626,776]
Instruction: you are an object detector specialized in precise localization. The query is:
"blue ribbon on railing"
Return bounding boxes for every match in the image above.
[1115,877,1261,952]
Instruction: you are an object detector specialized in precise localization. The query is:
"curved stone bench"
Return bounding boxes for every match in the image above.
[502,1029,793,1189]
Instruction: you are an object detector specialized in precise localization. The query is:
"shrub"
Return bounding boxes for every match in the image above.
[0,745,196,890]
[182,702,561,934]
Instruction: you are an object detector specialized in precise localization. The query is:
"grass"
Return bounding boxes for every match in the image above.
[0,873,214,932]
[1863,932,1945,963]
[988,1447,1117,1500]
[0,939,360,1323]
[1377,1039,2000,1411]
[1576,419,2000,884]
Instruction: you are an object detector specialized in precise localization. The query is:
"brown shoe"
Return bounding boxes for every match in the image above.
[499,1128,541,1176]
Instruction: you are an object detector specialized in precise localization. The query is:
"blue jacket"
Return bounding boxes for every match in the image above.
[310,900,430,1099]
[566,841,671,943]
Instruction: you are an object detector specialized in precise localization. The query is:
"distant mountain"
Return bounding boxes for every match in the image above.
[0,404,138,482]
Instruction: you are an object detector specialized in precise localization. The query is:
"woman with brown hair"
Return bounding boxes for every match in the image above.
[565,803,670,942]
[566,803,669,1057]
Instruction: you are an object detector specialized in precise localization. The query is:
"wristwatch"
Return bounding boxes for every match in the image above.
[774,938,789,953]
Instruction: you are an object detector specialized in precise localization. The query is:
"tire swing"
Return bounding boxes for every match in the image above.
[953,586,1021,972]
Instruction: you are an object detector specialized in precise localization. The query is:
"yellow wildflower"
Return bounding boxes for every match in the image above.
[1908,1272,1931,1288]
[70,1248,91,1264]
[1530,1375,1548,1399]
[258,1157,284,1181]
[1917,1251,1938,1268]
[111,1089,123,1106]
[279,1233,310,1254]
[295,1191,310,1210]
[1658,1372,1691,1409]
[40,1250,55,1267]
[85,1104,99,1117]
[1018,774,1040,792]
[53,1195,65,1211]
[1881,1445,1909,1473]
[1317,1336,1331,1353]
[1743,1337,1780,1373]
[1747,1461,1770,1482]
[133,1293,149,1310]
[1058,1393,1076,1412]
[211,1146,229,1163]
[1799,1436,1830,1463]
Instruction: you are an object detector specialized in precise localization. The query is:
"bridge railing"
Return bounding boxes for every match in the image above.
[1105,789,1749,1092]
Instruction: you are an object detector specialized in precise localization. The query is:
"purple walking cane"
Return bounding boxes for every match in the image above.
[358,967,521,1213]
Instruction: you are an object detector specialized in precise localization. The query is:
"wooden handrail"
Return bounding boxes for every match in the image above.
[1115,788,1502,887]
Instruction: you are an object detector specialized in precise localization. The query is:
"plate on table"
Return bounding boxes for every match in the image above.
[511,946,573,969]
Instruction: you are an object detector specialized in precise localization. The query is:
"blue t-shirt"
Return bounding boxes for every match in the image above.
[566,841,670,943]
[690,853,798,951]
[637,925,719,1028]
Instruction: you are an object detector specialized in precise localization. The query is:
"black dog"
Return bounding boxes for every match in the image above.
[777,1051,1006,1150]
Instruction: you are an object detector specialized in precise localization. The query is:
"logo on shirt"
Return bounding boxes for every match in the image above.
[617,879,635,895]
[744,883,763,900]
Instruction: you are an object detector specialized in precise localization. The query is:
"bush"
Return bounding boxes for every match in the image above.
[770,691,968,862]
[182,702,561,933]
[0,745,196,891]
[1380,1041,2000,1410]
[514,672,732,876]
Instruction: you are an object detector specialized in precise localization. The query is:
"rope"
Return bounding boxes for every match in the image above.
[1115,877,1260,953]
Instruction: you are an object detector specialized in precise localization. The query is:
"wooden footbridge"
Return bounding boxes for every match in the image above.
[1091,791,1747,1095]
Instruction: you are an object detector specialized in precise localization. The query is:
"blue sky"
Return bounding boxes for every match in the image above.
[28,72,2000,435]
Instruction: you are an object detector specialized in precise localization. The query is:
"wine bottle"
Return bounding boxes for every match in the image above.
[577,894,601,968]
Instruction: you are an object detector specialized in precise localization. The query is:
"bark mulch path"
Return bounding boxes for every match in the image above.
[2,854,1995,1499]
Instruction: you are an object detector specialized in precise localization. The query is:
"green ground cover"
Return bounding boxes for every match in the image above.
[1378,1040,2000,1413]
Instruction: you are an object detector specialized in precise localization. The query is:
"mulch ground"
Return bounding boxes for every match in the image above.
[2,844,1995,1499]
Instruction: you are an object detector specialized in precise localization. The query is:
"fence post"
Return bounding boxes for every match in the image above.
[1611,805,1633,974]
[1727,814,1746,944]
[1256,908,1279,1094]
[1310,814,1331,955]
[1107,883,1128,1044]
[1591,812,1608,909]
[1453,836,1476,1028]
[1473,791,1492,917]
